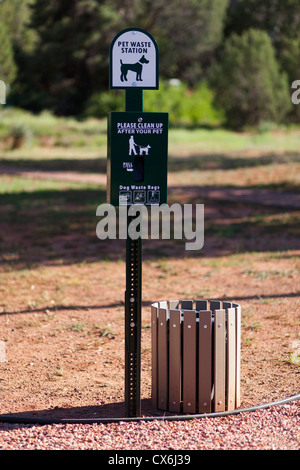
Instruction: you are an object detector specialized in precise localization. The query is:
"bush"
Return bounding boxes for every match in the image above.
[9,121,32,149]
[0,22,17,87]
[84,79,224,127]
[209,29,292,129]
[84,90,125,118]
[144,80,224,127]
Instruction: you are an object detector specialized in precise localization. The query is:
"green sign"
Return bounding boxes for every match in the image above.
[107,111,168,206]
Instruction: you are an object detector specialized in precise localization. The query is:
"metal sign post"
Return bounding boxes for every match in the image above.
[108,28,168,417]
[124,88,143,418]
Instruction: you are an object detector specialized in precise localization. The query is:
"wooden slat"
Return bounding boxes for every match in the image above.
[157,308,168,410]
[168,300,180,309]
[226,307,236,411]
[234,303,241,408]
[168,309,181,412]
[198,310,212,413]
[214,309,226,412]
[151,304,158,408]
[182,310,197,413]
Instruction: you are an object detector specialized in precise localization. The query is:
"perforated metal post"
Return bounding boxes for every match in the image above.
[125,226,142,417]
[124,89,143,417]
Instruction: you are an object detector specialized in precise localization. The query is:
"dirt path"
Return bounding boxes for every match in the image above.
[1,164,300,207]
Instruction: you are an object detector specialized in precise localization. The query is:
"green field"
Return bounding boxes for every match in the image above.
[0,108,300,268]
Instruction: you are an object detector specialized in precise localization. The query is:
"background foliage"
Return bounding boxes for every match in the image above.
[0,0,299,128]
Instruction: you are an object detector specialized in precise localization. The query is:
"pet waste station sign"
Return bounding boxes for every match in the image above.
[110,28,158,89]
[107,28,168,418]
[107,112,168,206]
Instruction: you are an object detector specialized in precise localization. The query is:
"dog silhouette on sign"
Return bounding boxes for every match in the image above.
[139,144,151,155]
[120,55,149,82]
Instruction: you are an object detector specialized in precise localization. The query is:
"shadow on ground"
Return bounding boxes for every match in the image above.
[0,398,167,422]
[0,183,299,269]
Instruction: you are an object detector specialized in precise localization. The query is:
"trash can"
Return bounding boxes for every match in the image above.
[151,299,241,414]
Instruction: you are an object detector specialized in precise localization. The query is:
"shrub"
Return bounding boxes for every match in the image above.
[144,80,224,127]
[84,79,224,127]
[0,22,17,87]
[9,121,32,149]
[84,90,125,118]
[209,29,292,129]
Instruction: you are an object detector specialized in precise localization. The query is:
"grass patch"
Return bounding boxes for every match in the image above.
[0,108,107,150]
[1,108,300,157]
[0,175,98,193]
[0,108,299,267]
[168,126,300,154]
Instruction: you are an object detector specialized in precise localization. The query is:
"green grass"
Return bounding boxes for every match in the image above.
[1,107,300,157]
[0,175,96,193]
[169,126,300,154]
[0,107,299,267]
[0,107,107,153]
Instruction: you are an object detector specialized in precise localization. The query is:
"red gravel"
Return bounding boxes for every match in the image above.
[0,401,299,450]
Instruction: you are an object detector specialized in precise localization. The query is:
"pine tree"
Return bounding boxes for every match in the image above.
[27,0,120,115]
[224,0,300,123]
[0,22,17,87]
[210,29,291,128]
[225,0,300,50]
[133,0,229,84]
[24,0,229,114]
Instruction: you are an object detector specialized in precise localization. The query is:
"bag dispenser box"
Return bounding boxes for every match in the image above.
[107,111,168,207]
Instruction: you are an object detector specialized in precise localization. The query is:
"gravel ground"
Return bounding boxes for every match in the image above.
[0,400,299,451]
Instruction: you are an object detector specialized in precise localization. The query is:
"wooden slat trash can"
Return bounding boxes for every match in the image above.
[151,299,241,414]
